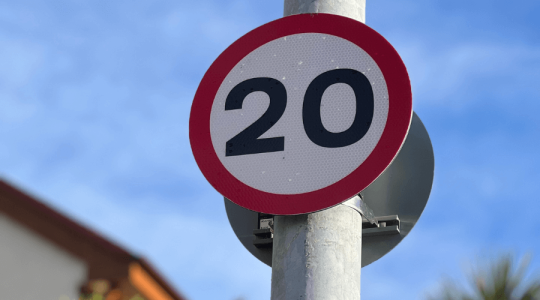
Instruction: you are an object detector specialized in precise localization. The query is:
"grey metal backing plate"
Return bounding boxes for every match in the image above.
[224,112,434,267]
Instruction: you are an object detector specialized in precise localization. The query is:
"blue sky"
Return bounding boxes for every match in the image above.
[1,0,540,299]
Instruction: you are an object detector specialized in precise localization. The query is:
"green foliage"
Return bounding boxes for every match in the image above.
[79,294,103,300]
[428,255,540,300]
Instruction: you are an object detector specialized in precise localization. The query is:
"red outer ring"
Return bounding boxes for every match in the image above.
[189,13,412,215]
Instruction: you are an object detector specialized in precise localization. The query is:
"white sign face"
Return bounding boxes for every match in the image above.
[210,33,389,195]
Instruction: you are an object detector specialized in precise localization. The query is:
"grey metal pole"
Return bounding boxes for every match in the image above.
[271,206,363,299]
[271,3,367,299]
[284,0,366,23]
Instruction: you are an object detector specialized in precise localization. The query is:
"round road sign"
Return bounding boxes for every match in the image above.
[190,13,412,215]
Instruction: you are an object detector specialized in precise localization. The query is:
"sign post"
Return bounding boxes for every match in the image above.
[272,2,366,299]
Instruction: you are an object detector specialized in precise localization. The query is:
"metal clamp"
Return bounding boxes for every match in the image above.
[341,195,379,227]
[362,215,400,237]
[341,195,401,237]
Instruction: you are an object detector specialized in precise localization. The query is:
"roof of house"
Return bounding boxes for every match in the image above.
[0,179,187,300]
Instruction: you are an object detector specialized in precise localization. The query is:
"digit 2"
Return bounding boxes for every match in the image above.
[225,77,287,157]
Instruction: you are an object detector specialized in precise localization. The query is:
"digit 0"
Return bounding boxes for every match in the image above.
[303,69,374,148]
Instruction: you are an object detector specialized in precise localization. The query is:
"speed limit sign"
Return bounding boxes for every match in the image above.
[189,13,412,215]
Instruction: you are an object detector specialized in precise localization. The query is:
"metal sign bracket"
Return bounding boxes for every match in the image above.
[341,195,379,226]
[252,196,401,249]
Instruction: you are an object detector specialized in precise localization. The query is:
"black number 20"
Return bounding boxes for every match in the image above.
[224,69,374,157]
